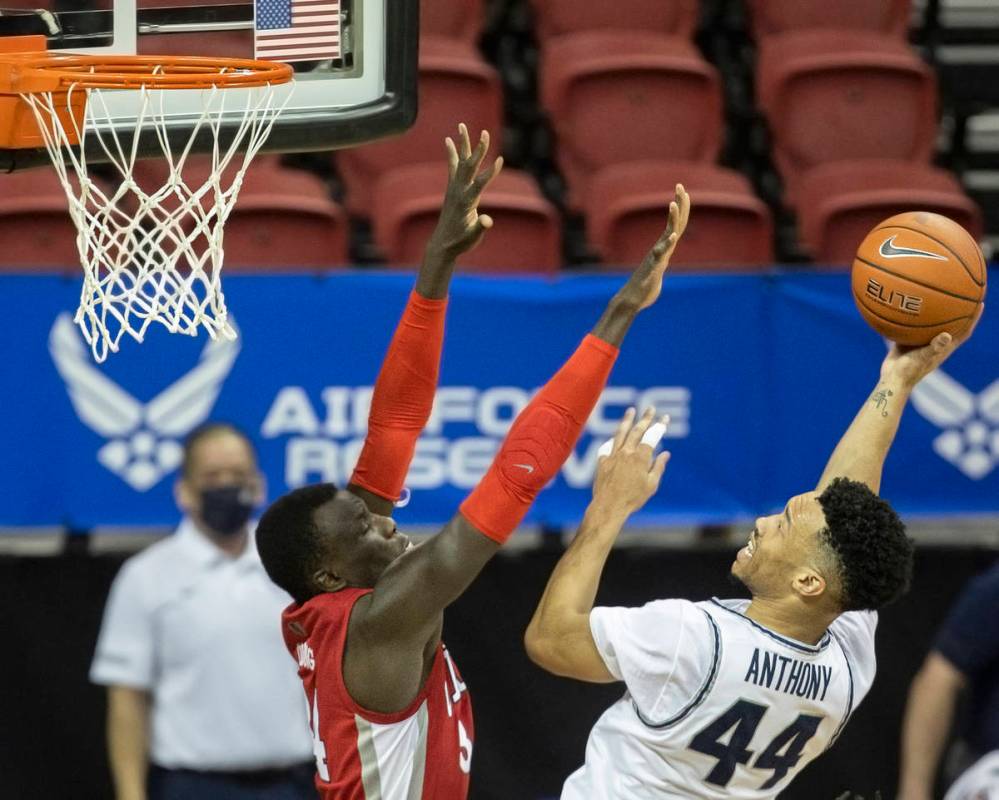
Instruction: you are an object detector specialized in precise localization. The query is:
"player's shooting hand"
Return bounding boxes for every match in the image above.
[614,184,690,312]
[428,122,504,259]
[881,303,984,387]
[593,408,671,516]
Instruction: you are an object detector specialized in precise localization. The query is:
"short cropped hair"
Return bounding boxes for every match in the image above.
[817,477,913,612]
[256,483,339,605]
[181,422,256,478]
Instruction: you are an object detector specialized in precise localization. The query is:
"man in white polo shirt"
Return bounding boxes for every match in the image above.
[91,422,314,800]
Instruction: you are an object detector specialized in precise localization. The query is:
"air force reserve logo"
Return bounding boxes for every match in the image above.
[911,368,999,480]
[49,313,240,490]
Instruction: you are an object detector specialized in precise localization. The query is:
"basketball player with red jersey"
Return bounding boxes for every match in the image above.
[255,123,691,799]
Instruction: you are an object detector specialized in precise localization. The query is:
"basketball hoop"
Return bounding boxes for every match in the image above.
[0,38,294,361]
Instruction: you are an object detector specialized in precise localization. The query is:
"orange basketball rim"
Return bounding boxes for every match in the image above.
[0,35,293,148]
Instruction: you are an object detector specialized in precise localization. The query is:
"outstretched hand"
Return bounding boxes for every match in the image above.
[614,184,691,312]
[593,407,671,517]
[428,123,504,259]
[881,303,984,388]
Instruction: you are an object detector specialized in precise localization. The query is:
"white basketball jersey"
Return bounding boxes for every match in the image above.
[562,598,878,799]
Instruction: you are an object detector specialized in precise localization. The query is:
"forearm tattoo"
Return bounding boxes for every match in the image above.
[870,388,894,417]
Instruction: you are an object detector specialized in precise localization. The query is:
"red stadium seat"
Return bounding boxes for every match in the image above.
[338,37,503,215]
[124,156,348,269]
[531,0,698,44]
[0,1,53,9]
[371,165,561,272]
[421,0,483,44]
[137,0,239,5]
[746,0,911,40]
[124,154,283,216]
[585,161,773,270]
[337,37,503,216]
[796,160,983,265]
[0,168,96,271]
[219,164,349,270]
[540,32,722,210]
[757,31,936,201]
[137,30,253,58]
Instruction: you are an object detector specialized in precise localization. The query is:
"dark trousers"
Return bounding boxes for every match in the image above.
[148,763,317,800]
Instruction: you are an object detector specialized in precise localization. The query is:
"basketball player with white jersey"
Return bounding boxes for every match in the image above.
[526,305,982,798]
[255,123,692,799]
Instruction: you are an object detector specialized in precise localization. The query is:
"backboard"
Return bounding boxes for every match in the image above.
[0,0,418,170]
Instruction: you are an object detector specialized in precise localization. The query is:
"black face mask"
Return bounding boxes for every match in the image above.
[199,485,256,536]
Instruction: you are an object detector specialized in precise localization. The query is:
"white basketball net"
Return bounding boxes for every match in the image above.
[21,75,290,362]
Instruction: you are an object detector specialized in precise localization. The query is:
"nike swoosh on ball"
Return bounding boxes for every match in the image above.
[878,235,947,260]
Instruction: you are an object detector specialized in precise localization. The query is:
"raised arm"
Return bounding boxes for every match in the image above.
[348,123,503,516]
[353,188,690,664]
[525,408,670,681]
[356,330,620,658]
[816,306,983,494]
[415,123,503,298]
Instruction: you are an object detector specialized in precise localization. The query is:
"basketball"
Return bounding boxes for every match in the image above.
[851,211,987,346]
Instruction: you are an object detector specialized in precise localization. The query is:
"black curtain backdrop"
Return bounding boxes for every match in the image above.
[1,545,994,799]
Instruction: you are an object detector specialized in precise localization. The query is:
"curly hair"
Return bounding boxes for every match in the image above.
[817,477,913,612]
[256,483,339,605]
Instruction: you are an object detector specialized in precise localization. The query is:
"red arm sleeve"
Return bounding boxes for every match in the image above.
[460,334,619,543]
[349,291,447,502]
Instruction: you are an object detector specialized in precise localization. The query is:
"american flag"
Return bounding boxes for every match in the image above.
[255,0,341,62]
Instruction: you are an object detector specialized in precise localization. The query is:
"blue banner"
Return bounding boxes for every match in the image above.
[0,270,995,530]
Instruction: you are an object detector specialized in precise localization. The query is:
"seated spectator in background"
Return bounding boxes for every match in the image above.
[90,422,314,800]
[899,559,999,800]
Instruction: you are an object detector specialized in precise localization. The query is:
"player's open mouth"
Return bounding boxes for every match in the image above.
[737,530,757,562]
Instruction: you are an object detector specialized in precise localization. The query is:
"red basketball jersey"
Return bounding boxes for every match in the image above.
[282,589,474,799]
